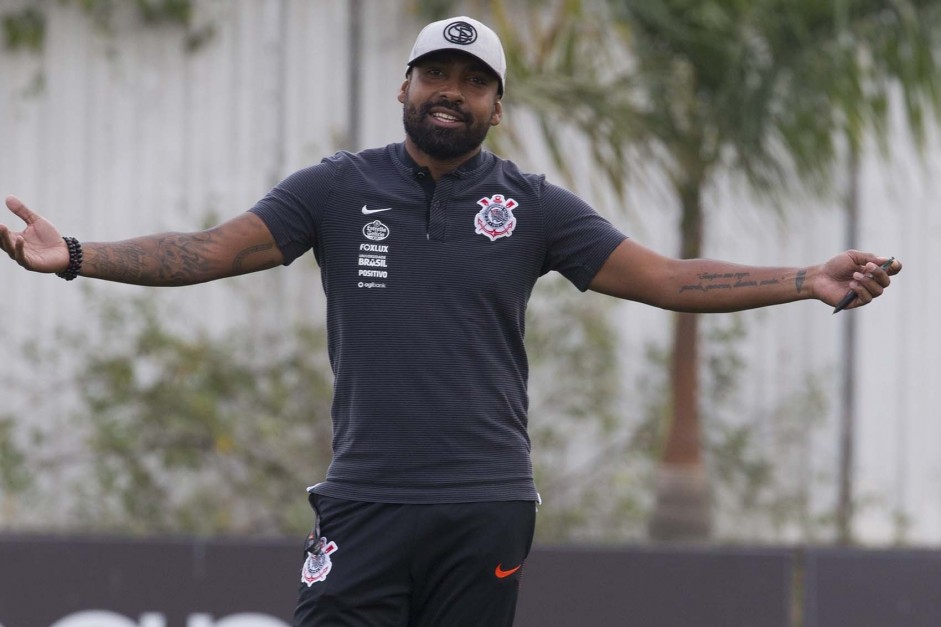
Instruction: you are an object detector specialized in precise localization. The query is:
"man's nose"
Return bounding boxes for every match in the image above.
[436,76,464,103]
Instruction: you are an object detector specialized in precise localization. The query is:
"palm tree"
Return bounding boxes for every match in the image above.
[417,0,941,540]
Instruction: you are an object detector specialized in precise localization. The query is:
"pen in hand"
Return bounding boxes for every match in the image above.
[832,257,895,314]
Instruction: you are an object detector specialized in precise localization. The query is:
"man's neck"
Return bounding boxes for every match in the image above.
[403,137,482,181]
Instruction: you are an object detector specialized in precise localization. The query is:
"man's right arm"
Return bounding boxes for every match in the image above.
[81,212,283,286]
[1,195,284,286]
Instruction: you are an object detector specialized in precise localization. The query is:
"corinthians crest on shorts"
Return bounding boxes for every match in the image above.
[301,536,338,586]
[475,194,518,241]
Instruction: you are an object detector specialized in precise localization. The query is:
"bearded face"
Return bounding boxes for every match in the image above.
[402,96,495,161]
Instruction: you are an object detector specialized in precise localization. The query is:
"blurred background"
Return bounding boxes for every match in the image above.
[0,0,941,627]
[1,0,940,624]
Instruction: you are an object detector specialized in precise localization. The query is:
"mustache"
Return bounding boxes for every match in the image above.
[420,99,469,123]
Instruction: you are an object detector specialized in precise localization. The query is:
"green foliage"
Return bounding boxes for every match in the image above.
[1,277,633,539]
[56,290,334,536]
[423,0,941,543]
[701,319,836,542]
[0,415,31,495]
[634,314,841,542]
[0,277,635,539]
[134,0,192,25]
[526,276,653,542]
[2,7,45,52]
[409,0,464,21]
[428,0,941,205]
[73,0,192,28]
[604,0,941,196]
[1,0,211,56]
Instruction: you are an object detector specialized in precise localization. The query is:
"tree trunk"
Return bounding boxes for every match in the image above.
[648,176,712,542]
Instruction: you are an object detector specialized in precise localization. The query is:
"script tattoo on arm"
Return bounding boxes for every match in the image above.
[678,271,782,294]
[233,243,275,273]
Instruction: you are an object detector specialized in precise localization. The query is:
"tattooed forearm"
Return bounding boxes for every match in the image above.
[87,241,147,282]
[79,214,280,286]
[233,243,274,273]
[679,271,782,294]
[154,232,216,284]
[85,232,224,286]
[795,269,807,293]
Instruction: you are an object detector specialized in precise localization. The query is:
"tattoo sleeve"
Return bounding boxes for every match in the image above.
[84,230,274,286]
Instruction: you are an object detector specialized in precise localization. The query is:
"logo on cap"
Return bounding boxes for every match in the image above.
[444,21,477,45]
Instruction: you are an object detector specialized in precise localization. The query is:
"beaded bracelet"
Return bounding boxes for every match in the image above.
[56,236,84,281]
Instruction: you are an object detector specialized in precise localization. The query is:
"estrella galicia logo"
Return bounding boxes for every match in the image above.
[444,21,477,46]
[363,219,390,241]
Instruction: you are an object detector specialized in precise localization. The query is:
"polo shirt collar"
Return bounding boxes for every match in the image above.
[395,142,492,179]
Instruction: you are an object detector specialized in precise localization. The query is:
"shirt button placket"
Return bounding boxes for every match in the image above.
[429,182,451,241]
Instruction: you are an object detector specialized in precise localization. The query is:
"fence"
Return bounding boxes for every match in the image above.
[2,535,939,626]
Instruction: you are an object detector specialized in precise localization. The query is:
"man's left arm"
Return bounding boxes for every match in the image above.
[588,239,901,313]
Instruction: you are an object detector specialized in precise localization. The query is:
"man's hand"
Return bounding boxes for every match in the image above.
[0,195,69,273]
[813,250,902,310]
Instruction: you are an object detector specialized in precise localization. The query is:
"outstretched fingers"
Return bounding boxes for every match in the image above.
[1,196,67,271]
[5,195,37,225]
[0,222,17,259]
[2,196,27,259]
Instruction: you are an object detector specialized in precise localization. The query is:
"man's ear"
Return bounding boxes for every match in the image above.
[490,99,503,126]
[397,79,409,104]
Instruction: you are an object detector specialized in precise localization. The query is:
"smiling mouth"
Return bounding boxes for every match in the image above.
[431,111,462,122]
[426,106,467,125]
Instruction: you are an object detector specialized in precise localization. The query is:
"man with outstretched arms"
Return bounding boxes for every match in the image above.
[1,15,900,627]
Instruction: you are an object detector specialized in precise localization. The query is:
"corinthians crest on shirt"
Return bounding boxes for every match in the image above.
[475,194,518,241]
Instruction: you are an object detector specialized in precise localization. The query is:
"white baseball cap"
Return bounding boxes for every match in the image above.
[407,16,507,95]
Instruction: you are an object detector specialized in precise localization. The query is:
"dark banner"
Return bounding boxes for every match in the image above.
[0,535,299,627]
[518,545,793,626]
[25,534,941,626]
[0,535,796,626]
[803,548,941,627]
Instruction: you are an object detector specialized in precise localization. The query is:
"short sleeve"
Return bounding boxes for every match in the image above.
[540,182,628,291]
[248,160,339,266]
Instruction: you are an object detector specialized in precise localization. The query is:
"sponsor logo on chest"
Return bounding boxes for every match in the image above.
[351,193,520,288]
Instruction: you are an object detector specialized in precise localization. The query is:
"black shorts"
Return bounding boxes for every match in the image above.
[293,494,537,627]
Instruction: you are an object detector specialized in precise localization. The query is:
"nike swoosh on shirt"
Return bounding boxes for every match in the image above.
[362,205,393,215]
[494,563,522,579]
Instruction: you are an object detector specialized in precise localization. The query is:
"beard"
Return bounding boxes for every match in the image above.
[402,98,493,160]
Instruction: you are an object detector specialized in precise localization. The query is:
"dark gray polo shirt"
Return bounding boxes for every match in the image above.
[249,142,627,503]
